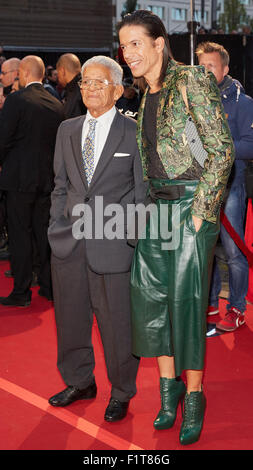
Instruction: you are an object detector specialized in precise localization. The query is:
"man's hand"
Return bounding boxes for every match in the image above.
[192,215,203,232]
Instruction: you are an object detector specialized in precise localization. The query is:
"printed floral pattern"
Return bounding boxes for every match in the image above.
[136,59,235,223]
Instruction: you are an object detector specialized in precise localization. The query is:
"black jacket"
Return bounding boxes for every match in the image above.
[0,83,64,193]
[63,73,86,119]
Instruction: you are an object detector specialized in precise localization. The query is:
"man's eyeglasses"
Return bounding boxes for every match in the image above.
[78,78,115,90]
[0,69,17,76]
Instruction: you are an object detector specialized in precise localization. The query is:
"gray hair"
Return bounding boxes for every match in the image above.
[81,55,123,85]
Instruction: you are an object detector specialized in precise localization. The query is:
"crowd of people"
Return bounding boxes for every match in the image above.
[197,24,253,35]
[0,50,140,118]
[0,51,140,269]
[0,9,252,447]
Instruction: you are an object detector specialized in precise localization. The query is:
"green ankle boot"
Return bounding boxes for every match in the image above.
[179,389,206,445]
[153,377,186,430]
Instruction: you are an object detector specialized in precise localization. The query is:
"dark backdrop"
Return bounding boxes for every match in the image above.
[2,46,111,69]
[169,34,253,97]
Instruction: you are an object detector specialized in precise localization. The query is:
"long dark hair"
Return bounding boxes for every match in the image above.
[117,10,174,91]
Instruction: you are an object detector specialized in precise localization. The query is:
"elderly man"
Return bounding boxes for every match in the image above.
[0,56,64,306]
[56,53,86,118]
[48,56,145,422]
[0,57,20,97]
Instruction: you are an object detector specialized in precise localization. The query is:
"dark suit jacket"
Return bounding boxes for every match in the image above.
[48,109,146,273]
[63,73,87,119]
[0,83,64,193]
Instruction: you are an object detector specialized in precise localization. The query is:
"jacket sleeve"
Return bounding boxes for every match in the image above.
[133,133,147,204]
[233,95,253,160]
[182,67,235,223]
[0,93,20,165]
[49,122,68,224]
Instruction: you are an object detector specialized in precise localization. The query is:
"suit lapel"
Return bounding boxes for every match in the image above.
[69,115,88,189]
[88,110,125,190]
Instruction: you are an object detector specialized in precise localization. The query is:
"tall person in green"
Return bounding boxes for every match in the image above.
[118,10,234,445]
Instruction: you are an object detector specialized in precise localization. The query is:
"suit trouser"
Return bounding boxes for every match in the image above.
[6,190,51,298]
[51,241,139,402]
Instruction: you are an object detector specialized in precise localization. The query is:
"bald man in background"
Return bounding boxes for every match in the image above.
[0,56,64,306]
[0,57,20,97]
[56,53,86,118]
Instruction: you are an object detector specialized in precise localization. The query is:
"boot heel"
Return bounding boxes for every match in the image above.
[180,395,184,416]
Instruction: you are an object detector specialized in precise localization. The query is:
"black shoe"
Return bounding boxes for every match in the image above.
[4,270,38,286]
[0,294,31,307]
[0,235,8,250]
[0,248,9,260]
[104,398,129,422]
[48,383,97,407]
[38,287,53,301]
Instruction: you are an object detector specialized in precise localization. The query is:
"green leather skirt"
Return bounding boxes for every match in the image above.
[130,179,219,377]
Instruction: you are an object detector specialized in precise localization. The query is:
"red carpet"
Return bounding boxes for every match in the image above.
[1,258,253,450]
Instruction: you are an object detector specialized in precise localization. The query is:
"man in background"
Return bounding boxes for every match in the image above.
[196,42,253,331]
[116,77,140,120]
[0,57,20,97]
[44,66,61,101]
[56,53,86,118]
[0,58,20,263]
[0,55,64,306]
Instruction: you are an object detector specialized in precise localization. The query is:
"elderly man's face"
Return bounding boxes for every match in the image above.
[0,61,19,87]
[80,64,123,117]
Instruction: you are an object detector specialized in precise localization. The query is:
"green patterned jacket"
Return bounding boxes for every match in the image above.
[136,59,235,223]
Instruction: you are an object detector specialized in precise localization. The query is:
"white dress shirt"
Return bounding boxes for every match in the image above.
[25,81,43,87]
[81,106,116,172]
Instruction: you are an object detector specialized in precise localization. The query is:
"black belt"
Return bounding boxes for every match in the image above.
[127,183,186,247]
[149,183,185,202]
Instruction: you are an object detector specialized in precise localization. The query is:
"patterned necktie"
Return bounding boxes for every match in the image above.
[82,118,97,185]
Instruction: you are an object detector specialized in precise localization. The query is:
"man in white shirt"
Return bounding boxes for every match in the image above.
[48,56,145,422]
